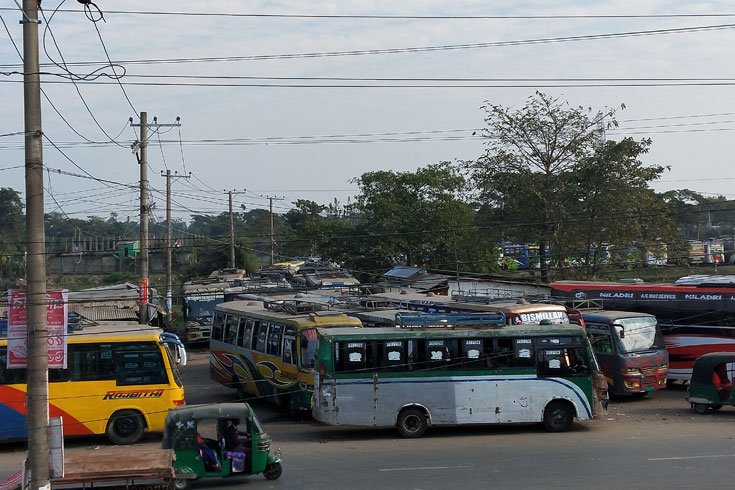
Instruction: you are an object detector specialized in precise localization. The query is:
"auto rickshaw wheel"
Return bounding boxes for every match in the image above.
[264,462,283,480]
[692,402,709,415]
[174,478,192,490]
[106,409,145,445]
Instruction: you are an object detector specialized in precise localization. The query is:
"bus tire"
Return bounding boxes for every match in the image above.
[543,401,574,432]
[106,410,145,445]
[711,404,723,411]
[264,462,283,480]
[396,407,428,438]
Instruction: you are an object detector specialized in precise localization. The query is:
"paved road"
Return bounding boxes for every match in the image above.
[2,348,735,489]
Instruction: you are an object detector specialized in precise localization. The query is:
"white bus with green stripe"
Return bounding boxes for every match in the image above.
[312,313,608,437]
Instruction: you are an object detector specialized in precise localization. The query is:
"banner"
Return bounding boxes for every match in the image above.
[7,289,68,369]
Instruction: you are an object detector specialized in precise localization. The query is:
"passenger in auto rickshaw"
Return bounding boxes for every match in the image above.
[221,419,248,473]
[712,363,733,401]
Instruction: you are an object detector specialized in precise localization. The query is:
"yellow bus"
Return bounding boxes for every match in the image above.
[209,299,361,415]
[0,322,185,444]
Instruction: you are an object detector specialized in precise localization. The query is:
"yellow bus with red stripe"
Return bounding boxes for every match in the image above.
[0,322,185,444]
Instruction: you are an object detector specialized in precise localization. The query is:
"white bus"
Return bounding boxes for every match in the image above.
[312,313,607,437]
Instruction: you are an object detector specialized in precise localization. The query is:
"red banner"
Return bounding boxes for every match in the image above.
[7,289,68,369]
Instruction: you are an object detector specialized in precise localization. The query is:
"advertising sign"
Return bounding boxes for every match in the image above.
[6,289,68,369]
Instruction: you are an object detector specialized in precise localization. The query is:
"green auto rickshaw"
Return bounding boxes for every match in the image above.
[162,402,282,489]
[687,352,735,414]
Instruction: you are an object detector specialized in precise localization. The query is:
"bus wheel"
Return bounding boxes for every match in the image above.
[174,478,192,490]
[711,404,723,411]
[264,462,283,480]
[396,407,427,438]
[543,401,574,432]
[106,410,145,445]
[692,403,709,415]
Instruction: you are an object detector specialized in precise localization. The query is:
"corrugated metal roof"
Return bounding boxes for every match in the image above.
[384,267,424,279]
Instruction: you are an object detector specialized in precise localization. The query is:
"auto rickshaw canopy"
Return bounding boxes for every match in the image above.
[162,402,255,451]
[690,352,735,385]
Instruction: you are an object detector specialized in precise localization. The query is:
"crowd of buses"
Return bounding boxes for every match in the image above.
[5,277,723,442]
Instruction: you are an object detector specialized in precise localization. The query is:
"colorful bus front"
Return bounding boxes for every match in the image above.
[582,311,668,395]
[0,323,185,444]
[208,300,362,415]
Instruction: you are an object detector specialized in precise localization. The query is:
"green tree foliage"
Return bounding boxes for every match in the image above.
[0,188,25,281]
[465,92,624,281]
[558,137,678,277]
[350,162,493,274]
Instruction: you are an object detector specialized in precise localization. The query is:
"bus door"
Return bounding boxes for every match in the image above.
[585,323,617,389]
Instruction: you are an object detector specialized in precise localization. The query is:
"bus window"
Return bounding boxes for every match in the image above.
[283,326,296,365]
[0,348,26,384]
[223,315,238,345]
[588,329,614,354]
[267,324,284,356]
[460,339,484,369]
[538,347,589,377]
[336,341,368,373]
[114,346,167,385]
[68,343,115,381]
[425,340,452,370]
[240,319,255,349]
[254,322,269,353]
[211,312,225,341]
[236,318,248,347]
[379,340,406,371]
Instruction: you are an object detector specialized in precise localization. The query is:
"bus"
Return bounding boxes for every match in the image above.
[369,290,571,326]
[208,299,362,415]
[581,310,668,395]
[0,322,185,444]
[312,313,608,437]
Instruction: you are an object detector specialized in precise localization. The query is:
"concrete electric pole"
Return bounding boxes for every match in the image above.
[130,115,179,325]
[225,190,247,269]
[267,196,285,266]
[161,170,190,313]
[22,0,50,488]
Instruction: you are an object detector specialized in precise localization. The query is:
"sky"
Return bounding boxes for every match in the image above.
[1,1,734,225]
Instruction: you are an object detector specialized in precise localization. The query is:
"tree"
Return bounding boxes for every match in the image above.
[351,162,492,274]
[0,188,25,282]
[558,137,677,277]
[464,92,621,281]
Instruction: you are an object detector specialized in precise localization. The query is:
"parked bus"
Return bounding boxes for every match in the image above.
[371,290,571,326]
[0,322,185,444]
[580,310,668,395]
[312,313,608,437]
[208,299,361,415]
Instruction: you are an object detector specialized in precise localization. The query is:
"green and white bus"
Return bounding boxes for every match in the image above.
[312,313,608,437]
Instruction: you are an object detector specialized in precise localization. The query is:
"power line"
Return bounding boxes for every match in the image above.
[2,7,735,20]
[2,22,734,68]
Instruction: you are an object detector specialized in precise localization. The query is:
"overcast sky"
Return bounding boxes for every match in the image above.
[1,1,734,224]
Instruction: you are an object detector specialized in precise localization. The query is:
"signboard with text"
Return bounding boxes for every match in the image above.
[6,289,68,369]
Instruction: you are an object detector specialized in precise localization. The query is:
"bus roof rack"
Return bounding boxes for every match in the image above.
[395,312,506,329]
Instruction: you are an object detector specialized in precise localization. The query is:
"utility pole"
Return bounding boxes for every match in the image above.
[161,170,190,313]
[22,1,50,488]
[130,115,179,324]
[267,196,285,266]
[225,190,247,269]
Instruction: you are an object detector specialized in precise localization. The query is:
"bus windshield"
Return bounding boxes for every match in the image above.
[614,316,659,353]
